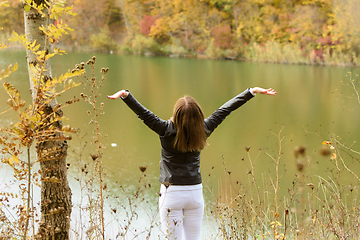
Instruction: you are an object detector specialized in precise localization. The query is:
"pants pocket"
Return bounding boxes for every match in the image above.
[190,189,204,208]
[159,191,182,209]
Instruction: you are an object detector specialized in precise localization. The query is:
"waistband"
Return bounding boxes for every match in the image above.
[160,183,203,193]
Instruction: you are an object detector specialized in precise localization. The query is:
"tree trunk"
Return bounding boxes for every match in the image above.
[118,0,131,37]
[24,2,72,239]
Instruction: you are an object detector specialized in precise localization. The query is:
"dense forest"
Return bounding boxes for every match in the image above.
[1,0,360,65]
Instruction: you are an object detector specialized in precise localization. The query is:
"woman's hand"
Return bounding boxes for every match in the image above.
[252,87,277,95]
[107,90,129,99]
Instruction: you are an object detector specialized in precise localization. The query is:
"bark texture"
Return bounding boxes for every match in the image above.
[24,2,72,239]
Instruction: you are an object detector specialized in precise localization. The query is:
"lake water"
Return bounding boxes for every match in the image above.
[1,50,359,239]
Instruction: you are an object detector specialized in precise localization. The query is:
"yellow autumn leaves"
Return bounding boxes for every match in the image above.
[7,154,19,166]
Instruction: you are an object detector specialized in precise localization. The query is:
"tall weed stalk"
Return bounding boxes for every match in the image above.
[69,58,163,239]
[71,57,108,239]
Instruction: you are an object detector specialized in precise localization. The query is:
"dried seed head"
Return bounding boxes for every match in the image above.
[90,154,98,161]
[139,165,147,172]
[296,159,304,172]
[307,183,315,190]
[294,145,306,158]
[244,146,251,152]
[101,67,109,74]
[320,146,331,156]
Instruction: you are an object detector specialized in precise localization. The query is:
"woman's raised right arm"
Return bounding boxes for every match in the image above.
[107,90,168,136]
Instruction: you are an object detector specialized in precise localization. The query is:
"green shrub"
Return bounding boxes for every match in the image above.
[90,27,118,53]
[120,34,164,56]
[161,38,189,57]
[244,41,309,64]
[204,39,236,59]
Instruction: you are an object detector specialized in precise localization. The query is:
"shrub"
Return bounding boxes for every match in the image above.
[124,34,163,55]
[162,38,189,57]
[210,25,234,50]
[90,27,118,53]
[149,18,170,44]
[244,41,309,64]
[204,39,236,59]
[140,15,159,37]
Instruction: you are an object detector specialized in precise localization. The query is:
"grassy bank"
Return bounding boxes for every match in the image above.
[2,30,360,68]
[118,35,360,67]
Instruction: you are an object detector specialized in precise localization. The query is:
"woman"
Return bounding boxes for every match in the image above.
[107,87,276,239]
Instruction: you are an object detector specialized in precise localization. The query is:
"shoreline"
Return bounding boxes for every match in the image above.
[2,44,359,69]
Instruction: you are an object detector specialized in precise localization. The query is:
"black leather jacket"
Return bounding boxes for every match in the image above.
[122,88,254,185]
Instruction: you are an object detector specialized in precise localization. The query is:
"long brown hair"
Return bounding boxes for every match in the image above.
[172,96,207,152]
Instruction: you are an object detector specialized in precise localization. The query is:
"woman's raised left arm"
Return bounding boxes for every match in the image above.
[204,87,276,135]
[107,90,129,99]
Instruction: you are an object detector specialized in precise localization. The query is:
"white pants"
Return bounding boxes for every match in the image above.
[159,184,204,240]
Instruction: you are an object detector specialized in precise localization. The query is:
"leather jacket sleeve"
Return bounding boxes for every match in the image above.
[121,89,254,185]
[204,88,254,136]
[122,91,168,136]
[123,89,254,137]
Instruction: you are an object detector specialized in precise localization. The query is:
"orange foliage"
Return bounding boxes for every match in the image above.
[2,0,360,60]
[211,25,234,49]
[149,17,170,44]
[140,15,159,37]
